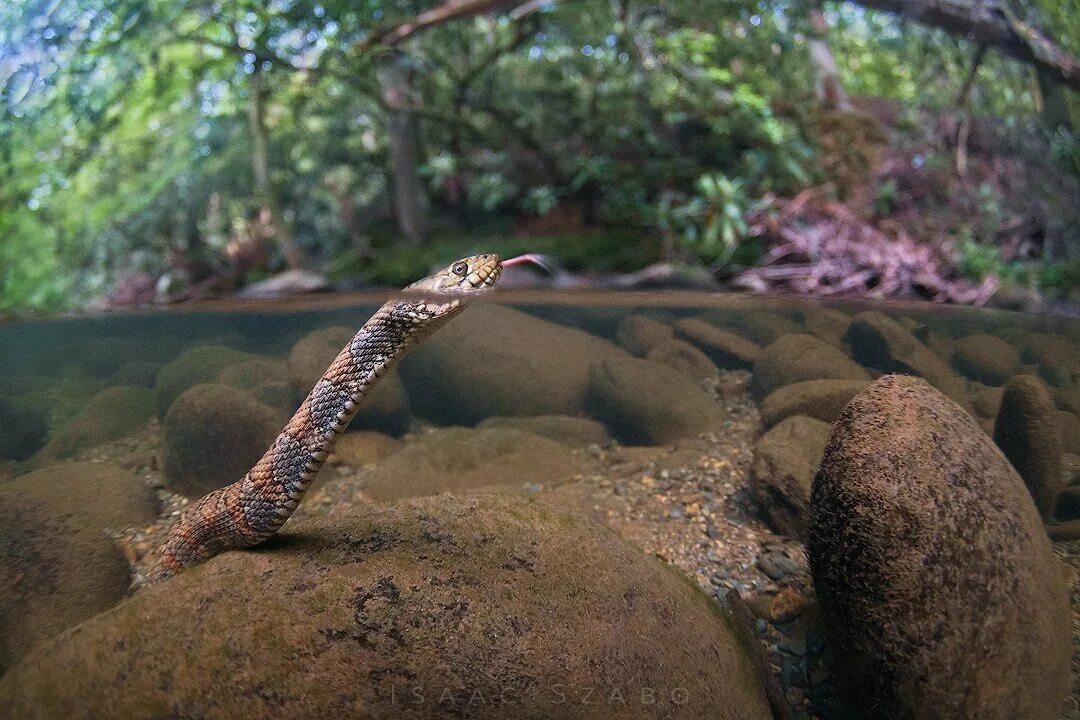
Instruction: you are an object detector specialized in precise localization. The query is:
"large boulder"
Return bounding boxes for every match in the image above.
[0,495,774,720]
[400,305,624,425]
[287,326,411,436]
[587,356,726,444]
[673,318,761,369]
[994,375,1064,520]
[843,312,971,412]
[749,334,869,400]
[758,379,870,429]
[951,334,1020,386]
[615,314,674,356]
[477,414,611,447]
[354,426,586,500]
[154,344,257,417]
[43,385,155,458]
[750,415,832,541]
[162,383,285,497]
[0,492,130,674]
[809,375,1071,720]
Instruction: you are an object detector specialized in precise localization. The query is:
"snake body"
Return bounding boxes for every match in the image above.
[156,254,503,577]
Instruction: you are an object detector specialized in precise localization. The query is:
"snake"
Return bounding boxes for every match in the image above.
[156,253,531,578]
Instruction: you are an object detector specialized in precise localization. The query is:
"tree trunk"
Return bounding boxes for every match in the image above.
[247,69,305,270]
[378,52,428,247]
[807,0,851,111]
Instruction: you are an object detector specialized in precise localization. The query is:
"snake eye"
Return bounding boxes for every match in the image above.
[452,261,468,276]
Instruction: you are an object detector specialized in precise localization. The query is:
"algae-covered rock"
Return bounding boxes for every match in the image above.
[287,326,412,436]
[1058,411,1080,454]
[673,318,761,369]
[162,383,284,497]
[0,397,47,461]
[327,431,402,468]
[994,375,1065,520]
[477,414,611,447]
[44,385,155,458]
[154,344,256,417]
[749,334,869,400]
[759,379,870,429]
[1020,333,1080,388]
[588,356,726,444]
[646,339,720,383]
[401,305,625,425]
[615,314,674,356]
[799,306,852,347]
[0,494,774,720]
[951,334,1020,386]
[844,312,972,411]
[358,426,584,500]
[0,496,130,674]
[715,311,802,345]
[810,375,1071,720]
[750,415,832,541]
[970,383,1004,419]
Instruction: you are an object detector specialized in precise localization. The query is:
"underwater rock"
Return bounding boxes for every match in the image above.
[1,461,159,531]
[759,379,870,429]
[615,314,674,356]
[710,311,803,346]
[0,494,774,720]
[400,304,625,425]
[355,427,585,500]
[810,375,1071,720]
[645,339,720,383]
[288,326,412,437]
[327,431,402,468]
[162,383,285,497]
[1020,333,1080,388]
[950,334,1021,386]
[588,356,726,444]
[798,307,852,347]
[1055,386,1080,416]
[0,493,130,674]
[154,344,258,417]
[749,334,869,401]
[477,414,611,447]
[217,356,290,390]
[0,397,48,461]
[673,318,761,369]
[43,385,155,458]
[1058,411,1080,454]
[750,415,832,541]
[994,375,1064,521]
[969,383,1005,419]
[108,360,160,387]
[843,312,972,412]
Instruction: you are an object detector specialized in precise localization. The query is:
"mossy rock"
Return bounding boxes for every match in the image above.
[356,427,586,500]
[477,414,611,447]
[951,334,1020,386]
[615,314,674,356]
[154,344,258,417]
[750,415,832,541]
[287,326,411,436]
[994,375,1064,521]
[44,385,155,458]
[798,307,852,347]
[970,383,1004,419]
[400,305,625,426]
[759,379,870,429]
[1019,333,1080,388]
[0,495,773,720]
[162,383,285,497]
[750,334,869,401]
[673,318,761,369]
[646,339,720,383]
[327,431,402,468]
[587,356,726,444]
[709,311,802,346]
[810,375,1071,720]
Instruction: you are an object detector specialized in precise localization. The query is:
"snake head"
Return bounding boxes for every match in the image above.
[404,253,503,295]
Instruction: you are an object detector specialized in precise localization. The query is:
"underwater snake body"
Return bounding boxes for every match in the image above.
[157,254,505,577]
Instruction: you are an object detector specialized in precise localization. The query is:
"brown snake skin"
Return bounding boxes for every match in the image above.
[156,253,504,578]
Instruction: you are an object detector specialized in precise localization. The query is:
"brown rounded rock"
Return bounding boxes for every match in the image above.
[951,334,1021,386]
[327,431,402,468]
[162,383,285,497]
[994,375,1064,520]
[646,339,720,383]
[477,414,611,447]
[750,334,869,400]
[750,415,832,541]
[810,375,1071,720]
[673,318,761,369]
[759,379,870,429]
[615,314,674,356]
[154,344,257,417]
[0,495,773,720]
[44,385,155,458]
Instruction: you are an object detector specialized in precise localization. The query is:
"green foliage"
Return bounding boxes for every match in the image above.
[658,174,754,266]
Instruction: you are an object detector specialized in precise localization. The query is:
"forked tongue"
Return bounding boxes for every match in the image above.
[500,253,551,272]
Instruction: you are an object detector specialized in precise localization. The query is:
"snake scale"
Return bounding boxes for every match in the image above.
[156,253,514,578]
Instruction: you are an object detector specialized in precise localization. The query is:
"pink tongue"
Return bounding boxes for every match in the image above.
[500,253,549,270]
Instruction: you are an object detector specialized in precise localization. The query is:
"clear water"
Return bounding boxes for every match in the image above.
[0,291,1077,719]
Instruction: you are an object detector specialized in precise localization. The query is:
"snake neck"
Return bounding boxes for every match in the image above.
[156,297,463,578]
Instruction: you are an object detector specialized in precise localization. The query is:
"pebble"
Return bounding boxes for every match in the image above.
[757,550,800,580]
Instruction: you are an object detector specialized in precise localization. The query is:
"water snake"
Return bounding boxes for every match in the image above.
[156,253,519,577]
